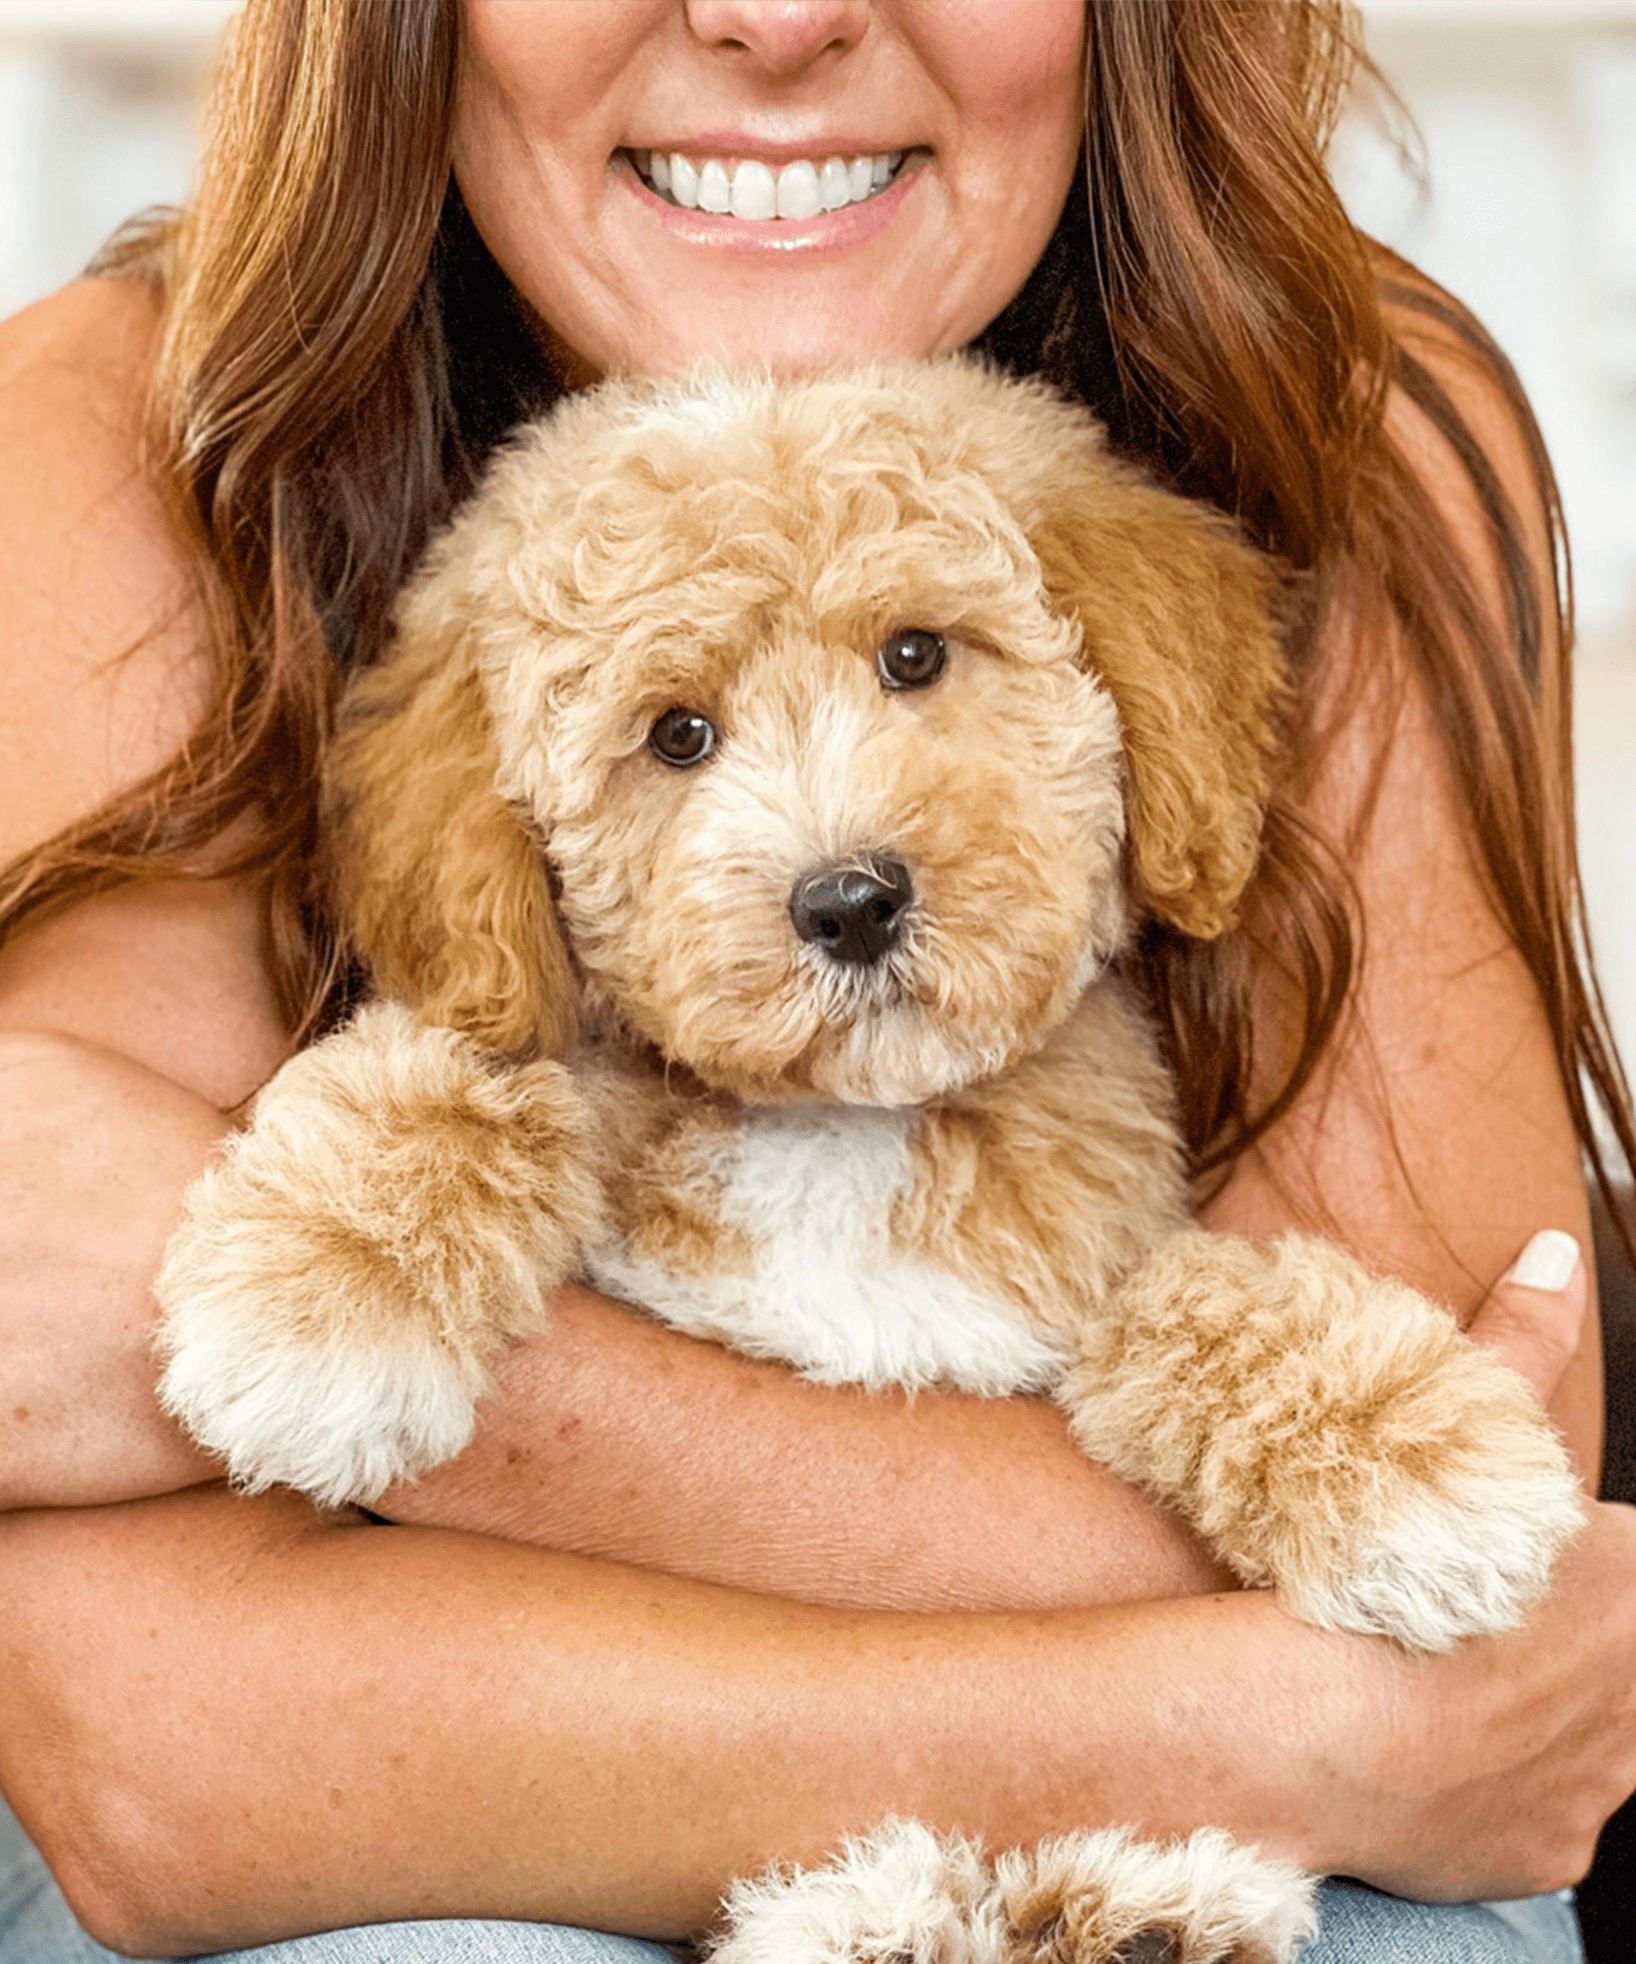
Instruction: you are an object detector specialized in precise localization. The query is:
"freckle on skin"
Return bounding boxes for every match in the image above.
[555,1416,583,1442]
[327,1786,345,1810]
[11,1405,28,1422]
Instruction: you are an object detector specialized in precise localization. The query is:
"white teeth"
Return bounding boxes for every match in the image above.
[776,158,821,221]
[670,152,700,208]
[669,153,700,208]
[730,159,777,220]
[634,148,909,220]
[698,158,731,213]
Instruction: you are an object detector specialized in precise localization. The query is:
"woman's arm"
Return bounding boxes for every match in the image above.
[1203,297,1606,1482]
[0,278,1232,1615]
[0,1021,1230,1602]
[5,1485,1634,1960]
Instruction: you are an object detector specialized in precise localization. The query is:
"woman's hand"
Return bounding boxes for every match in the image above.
[1330,1496,1636,1902]
[1464,1227,1590,1411]
[1300,1234,1635,1900]
[0,1030,224,1509]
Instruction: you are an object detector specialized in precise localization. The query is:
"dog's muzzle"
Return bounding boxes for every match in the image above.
[789,857,913,967]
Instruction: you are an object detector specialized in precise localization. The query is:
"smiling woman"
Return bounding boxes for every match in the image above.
[0,2,1635,1963]
[454,0,1086,375]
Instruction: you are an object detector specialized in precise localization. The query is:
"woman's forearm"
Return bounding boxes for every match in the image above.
[10,1488,1631,1959]
[386,1283,1232,1609]
[0,1032,224,1509]
[2,1031,1227,1605]
[0,1489,1357,1956]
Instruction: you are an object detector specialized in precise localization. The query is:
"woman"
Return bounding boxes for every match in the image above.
[2,2,1634,1960]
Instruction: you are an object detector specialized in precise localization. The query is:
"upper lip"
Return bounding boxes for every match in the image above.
[625,138,918,165]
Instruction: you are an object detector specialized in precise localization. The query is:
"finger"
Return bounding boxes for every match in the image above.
[1466,1230,1587,1404]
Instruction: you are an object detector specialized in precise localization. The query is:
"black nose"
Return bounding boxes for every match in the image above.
[789,858,913,967]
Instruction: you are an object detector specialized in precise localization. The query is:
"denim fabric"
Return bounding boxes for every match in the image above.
[0,1793,1582,1962]
[0,1794,680,1964]
[1299,1880,1582,1962]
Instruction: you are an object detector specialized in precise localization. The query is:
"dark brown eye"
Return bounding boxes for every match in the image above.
[877,629,947,692]
[648,707,716,767]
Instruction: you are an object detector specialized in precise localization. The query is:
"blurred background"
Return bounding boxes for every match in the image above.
[0,0,1632,1086]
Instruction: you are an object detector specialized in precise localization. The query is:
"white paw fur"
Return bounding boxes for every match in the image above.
[709,1818,1316,1964]
[155,1001,598,1506]
[996,1825,1317,1964]
[709,1819,1000,1964]
[1065,1230,1583,1653]
[155,1297,489,1510]
[1279,1459,1584,1654]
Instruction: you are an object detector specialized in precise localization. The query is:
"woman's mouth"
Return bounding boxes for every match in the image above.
[625,148,916,222]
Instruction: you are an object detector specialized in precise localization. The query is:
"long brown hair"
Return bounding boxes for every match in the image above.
[4,0,1633,1262]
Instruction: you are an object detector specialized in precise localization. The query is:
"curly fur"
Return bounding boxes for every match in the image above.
[156,1001,600,1504]
[154,358,1582,1963]
[1063,1230,1583,1650]
[709,1819,1316,1964]
[328,362,1285,1089]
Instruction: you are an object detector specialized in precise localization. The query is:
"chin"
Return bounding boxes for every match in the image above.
[800,1009,1032,1109]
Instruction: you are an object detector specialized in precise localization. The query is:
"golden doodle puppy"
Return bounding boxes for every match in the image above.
[156,360,1582,1964]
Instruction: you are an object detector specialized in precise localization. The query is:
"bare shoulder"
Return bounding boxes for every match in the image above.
[0,270,162,385]
[0,281,290,1105]
[0,276,213,869]
[1376,262,1560,641]
[1206,267,1596,1456]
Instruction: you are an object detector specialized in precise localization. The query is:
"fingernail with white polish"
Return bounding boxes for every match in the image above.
[1506,1229,1581,1292]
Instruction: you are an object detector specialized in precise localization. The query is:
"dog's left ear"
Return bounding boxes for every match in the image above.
[1030,470,1290,940]
[323,596,578,1060]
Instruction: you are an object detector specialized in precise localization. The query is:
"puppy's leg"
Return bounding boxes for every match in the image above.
[993,1826,1317,1964]
[1061,1231,1584,1652]
[155,1000,599,1506]
[707,1820,1001,1964]
[705,1819,1313,1964]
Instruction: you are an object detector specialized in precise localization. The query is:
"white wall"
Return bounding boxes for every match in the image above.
[0,3,229,319]
[1342,4,1636,643]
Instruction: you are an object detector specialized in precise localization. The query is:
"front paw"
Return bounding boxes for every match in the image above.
[707,1820,997,1964]
[1261,1312,1585,1652]
[155,1001,599,1506]
[996,1826,1316,1964]
[1066,1232,1583,1653]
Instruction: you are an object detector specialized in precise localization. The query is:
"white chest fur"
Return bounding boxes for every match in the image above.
[584,1100,1070,1396]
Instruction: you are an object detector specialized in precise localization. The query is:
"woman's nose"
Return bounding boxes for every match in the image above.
[684,1,869,77]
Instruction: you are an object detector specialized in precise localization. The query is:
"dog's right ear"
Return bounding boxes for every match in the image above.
[324,604,577,1061]
[1028,464,1290,943]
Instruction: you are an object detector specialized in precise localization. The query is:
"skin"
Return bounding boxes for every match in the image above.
[2,3,1635,1953]
[454,0,1088,376]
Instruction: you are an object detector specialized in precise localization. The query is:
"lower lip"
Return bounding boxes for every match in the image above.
[613,153,921,256]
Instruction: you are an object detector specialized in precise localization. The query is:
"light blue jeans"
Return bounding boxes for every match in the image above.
[0,1793,1581,1962]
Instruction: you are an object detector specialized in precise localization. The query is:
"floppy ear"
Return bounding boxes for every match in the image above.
[1030,468,1290,940]
[323,605,578,1060]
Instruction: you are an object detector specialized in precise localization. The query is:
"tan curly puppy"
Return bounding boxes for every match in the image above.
[155,360,1581,1964]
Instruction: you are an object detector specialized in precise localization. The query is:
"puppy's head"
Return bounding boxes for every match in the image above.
[328,361,1285,1105]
